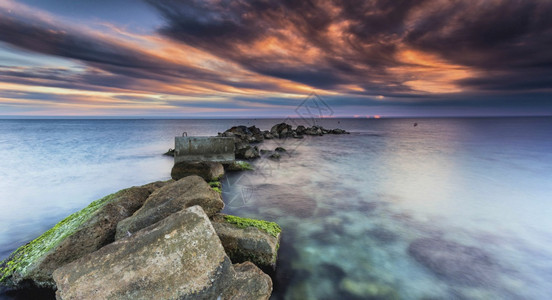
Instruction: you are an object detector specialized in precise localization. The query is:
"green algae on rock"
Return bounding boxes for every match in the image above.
[223,215,281,237]
[212,214,281,268]
[0,192,116,285]
[224,161,254,171]
[0,181,169,288]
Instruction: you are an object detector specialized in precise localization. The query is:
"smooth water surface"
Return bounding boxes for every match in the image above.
[1,118,551,299]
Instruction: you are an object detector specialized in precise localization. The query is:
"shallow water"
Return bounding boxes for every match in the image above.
[1,117,552,299]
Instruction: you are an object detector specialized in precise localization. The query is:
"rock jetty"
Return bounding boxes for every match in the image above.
[217,122,349,159]
[1,175,280,299]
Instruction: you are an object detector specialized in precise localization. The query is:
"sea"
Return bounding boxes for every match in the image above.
[0,117,551,299]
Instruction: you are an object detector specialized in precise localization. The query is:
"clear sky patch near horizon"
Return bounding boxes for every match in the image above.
[0,0,551,118]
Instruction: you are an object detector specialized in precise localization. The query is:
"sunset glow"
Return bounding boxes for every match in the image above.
[0,0,551,117]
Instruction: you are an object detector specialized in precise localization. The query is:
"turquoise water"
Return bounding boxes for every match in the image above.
[1,118,551,299]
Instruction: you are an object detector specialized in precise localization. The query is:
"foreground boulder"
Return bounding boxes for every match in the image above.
[211,214,281,269]
[0,181,171,289]
[408,237,498,285]
[53,206,272,300]
[115,175,223,239]
[171,161,224,181]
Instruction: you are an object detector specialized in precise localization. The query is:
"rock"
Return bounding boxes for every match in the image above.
[140,180,174,193]
[225,125,251,137]
[227,262,273,300]
[259,149,271,155]
[170,161,224,181]
[339,278,399,300]
[115,175,223,239]
[296,125,306,135]
[211,214,281,268]
[163,148,175,156]
[0,184,159,289]
[236,145,260,160]
[330,128,349,134]
[274,147,286,152]
[224,161,254,172]
[268,153,281,160]
[270,123,293,138]
[408,237,498,285]
[304,126,323,136]
[263,131,274,139]
[53,206,272,300]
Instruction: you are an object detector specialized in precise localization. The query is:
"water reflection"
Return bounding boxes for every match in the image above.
[222,118,552,299]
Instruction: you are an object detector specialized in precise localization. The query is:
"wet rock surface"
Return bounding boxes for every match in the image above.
[115,175,223,239]
[54,206,272,300]
[211,214,281,269]
[171,161,224,181]
[408,237,498,285]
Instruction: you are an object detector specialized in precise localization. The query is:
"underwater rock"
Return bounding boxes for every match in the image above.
[269,152,281,160]
[0,183,164,289]
[211,214,281,269]
[274,147,287,152]
[170,161,224,181]
[408,237,498,285]
[261,192,317,218]
[115,175,223,239]
[54,206,272,300]
[339,278,399,300]
[366,228,399,244]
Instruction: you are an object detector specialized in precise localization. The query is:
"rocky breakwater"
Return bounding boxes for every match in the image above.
[218,122,349,159]
[1,174,281,299]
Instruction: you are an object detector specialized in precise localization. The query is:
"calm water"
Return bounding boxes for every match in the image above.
[1,118,551,299]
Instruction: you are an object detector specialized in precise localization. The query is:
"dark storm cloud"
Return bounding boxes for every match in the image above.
[405,0,552,92]
[150,0,552,98]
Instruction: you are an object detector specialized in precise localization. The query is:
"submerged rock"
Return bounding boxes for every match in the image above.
[211,214,281,269]
[115,175,223,239]
[0,182,169,289]
[339,278,399,300]
[53,206,272,300]
[269,152,281,160]
[171,161,224,181]
[408,237,498,285]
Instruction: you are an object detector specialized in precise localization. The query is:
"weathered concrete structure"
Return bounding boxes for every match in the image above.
[174,136,235,164]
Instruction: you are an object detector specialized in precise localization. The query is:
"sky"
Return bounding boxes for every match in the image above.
[0,0,551,118]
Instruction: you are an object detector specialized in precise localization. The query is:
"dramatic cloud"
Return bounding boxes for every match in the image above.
[0,0,551,116]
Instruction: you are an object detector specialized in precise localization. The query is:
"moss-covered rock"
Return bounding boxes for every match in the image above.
[0,180,171,289]
[211,214,281,268]
[222,215,281,237]
[224,161,254,171]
